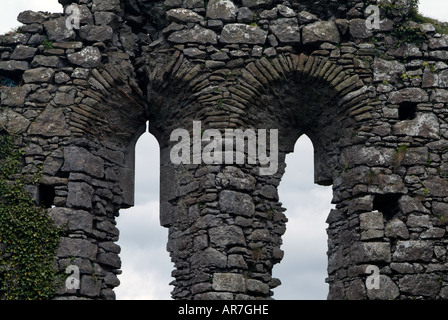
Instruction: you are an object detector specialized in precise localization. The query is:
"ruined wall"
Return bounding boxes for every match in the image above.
[1,0,448,300]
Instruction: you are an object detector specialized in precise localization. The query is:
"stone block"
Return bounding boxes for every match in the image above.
[212,273,246,292]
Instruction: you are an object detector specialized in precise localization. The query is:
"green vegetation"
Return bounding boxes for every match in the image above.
[0,133,62,300]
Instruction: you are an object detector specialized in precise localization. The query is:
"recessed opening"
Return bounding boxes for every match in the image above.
[273,135,333,299]
[372,194,401,219]
[398,102,417,121]
[38,184,56,209]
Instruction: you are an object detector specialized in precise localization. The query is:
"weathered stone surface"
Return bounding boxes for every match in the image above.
[62,146,105,178]
[206,0,238,22]
[393,240,433,262]
[0,108,30,134]
[10,45,37,60]
[68,47,102,68]
[220,23,267,44]
[367,275,400,300]
[167,8,204,23]
[393,113,440,139]
[23,67,55,83]
[219,190,255,217]
[423,176,448,197]
[269,18,301,44]
[17,10,48,24]
[373,58,406,83]
[398,274,441,298]
[212,273,246,292]
[191,247,227,268]
[0,60,29,72]
[79,25,113,42]
[66,181,94,210]
[168,25,217,44]
[43,17,76,42]
[28,105,70,137]
[385,218,410,239]
[302,21,340,45]
[352,242,391,263]
[57,237,97,260]
[49,207,93,231]
[209,226,246,247]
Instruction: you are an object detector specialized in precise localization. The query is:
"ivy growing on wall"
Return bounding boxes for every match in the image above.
[0,133,62,300]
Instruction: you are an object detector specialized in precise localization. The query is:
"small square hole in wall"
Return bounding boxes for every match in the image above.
[398,102,417,121]
[38,184,56,209]
[372,193,401,220]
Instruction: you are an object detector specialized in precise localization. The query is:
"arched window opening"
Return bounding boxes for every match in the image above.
[273,135,333,299]
[115,124,173,300]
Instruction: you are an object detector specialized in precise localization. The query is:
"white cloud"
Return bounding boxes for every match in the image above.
[0,0,62,35]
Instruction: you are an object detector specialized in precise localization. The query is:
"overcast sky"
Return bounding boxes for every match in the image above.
[1,0,446,300]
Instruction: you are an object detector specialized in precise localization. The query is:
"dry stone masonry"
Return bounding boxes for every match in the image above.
[1,0,448,299]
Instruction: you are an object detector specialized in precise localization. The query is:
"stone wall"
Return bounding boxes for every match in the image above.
[1,0,448,299]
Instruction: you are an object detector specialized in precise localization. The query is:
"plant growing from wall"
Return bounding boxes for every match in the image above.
[0,133,62,300]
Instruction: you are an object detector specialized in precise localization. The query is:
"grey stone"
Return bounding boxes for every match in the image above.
[237,7,254,23]
[389,88,429,104]
[219,190,255,217]
[167,8,204,23]
[17,10,48,24]
[212,273,246,292]
[241,0,273,8]
[423,176,448,197]
[0,85,30,107]
[352,242,391,263]
[0,60,29,72]
[220,23,267,45]
[80,275,102,297]
[62,146,105,178]
[373,58,406,83]
[0,108,30,135]
[303,21,341,45]
[246,279,270,294]
[398,274,441,298]
[269,18,301,44]
[298,10,318,24]
[360,211,383,230]
[57,237,97,260]
[79,25,113,42]
[206,0,238,22]
[385,218,409,239]
[48,207,93,231]
[209,225,246,247]
[28,105,70,137]
[67,181,94,210]
[191,247,227,268]
[393,240,433,262]
[68,47,102,68]
[43,17,76,42]
[393,113,440,140]
[10,45,37,60]
[349,18,373,39]
[23,67,55,83]
[92,0,121,12]
[168,25,217,44]
[367,275,400,300]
